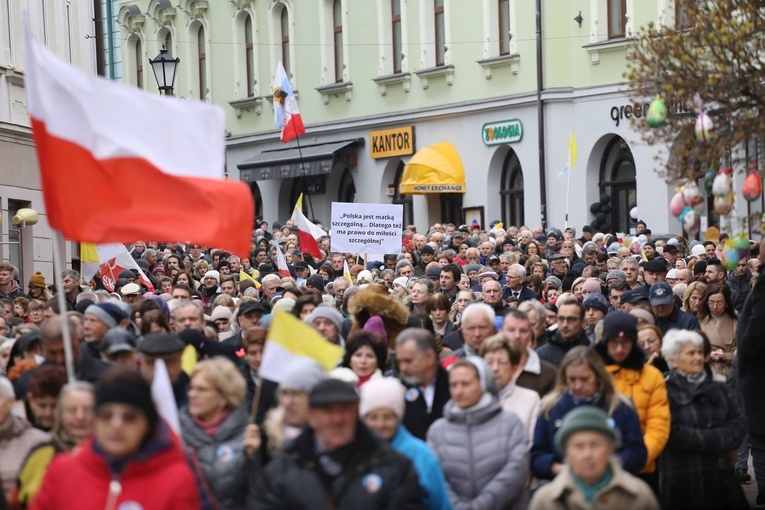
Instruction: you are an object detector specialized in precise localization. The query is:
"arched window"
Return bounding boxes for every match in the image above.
[197,26,207,100]
[499,0,510,55]
[281,8,290,74]
[164,31,172,52]
[392,161,413,226]
[135,39,143,88]
[434,0,445,66]
[500,150,524,226]
[250,182,263,222]
[245,15,255,97]
[338,168,356,203]
[599,136,636,233]
[333,0,343,83]
[392,0,402,73]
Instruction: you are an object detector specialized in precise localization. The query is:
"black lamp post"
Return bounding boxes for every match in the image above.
[149,45,180,95]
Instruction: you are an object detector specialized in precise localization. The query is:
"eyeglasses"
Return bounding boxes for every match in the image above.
[707,300,726,308]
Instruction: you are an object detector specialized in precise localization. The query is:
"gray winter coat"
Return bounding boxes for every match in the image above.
[180,404,257,510]
[426,396,529,510]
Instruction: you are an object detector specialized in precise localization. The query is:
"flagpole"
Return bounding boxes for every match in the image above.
[52,230,76,383]
[564,164,572,230]
[250,377,263,423]
[294,134,315,222]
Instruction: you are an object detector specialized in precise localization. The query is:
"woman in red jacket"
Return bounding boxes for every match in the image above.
[31,368,200,510]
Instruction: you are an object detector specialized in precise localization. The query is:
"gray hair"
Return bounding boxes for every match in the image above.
[76,291,98,304]
[508,263,526,279]
[61,269,80,281]
[461,303,496,328]
[142,249,157,260]
[619,258,638,270]
[0,376,14,400]
[94,290,112,302]
[55,381,95,417]
[174,300,203,319]
[261,274,281,286]
[661,329,703,361]
[334,276,350,286]
[412,277,434,294]
[395,327,437,354]
[518,299,547,323]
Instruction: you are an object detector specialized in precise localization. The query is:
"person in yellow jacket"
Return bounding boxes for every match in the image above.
[593,311,669,495]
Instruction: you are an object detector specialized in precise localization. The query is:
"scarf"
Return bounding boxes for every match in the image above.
[50,427,79,452]
[674,368,707,385]
[450,392,493,415]
[191,409,231,437]
[568,390,601,406]
[572,467,613,503]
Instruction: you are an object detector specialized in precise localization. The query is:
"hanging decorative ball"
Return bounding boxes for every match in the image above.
[647,96,668,128]
[703,170,716,194]
[733,234,750,251]
[681,181,704,207]
[743,172,763,202]
[677,206,692,223]
[722,241,740,271]
[695,112,715,142]
[630,206,639,220]
[682,209,701,235]
[670,192,686,217]
[712,172,733,196]
[713,193,734,215]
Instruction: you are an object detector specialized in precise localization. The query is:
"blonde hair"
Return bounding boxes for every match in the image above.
[191,358,247,409]
[682,281,707,313]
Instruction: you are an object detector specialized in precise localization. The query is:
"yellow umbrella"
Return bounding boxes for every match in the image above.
[400,142,466,194]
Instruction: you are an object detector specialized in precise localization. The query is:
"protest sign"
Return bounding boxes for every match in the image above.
[331,203,403,254]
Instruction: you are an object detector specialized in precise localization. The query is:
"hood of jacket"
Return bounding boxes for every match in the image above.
[442,394,503,425]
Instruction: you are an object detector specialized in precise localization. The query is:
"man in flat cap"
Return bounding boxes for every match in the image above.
[139,332,188,408]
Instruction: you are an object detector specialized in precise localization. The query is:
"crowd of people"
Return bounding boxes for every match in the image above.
[0,218,762,509]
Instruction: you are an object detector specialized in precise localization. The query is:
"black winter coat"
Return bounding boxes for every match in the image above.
[737,270,765,435]
[535,330,590,368]
[659,368,748,510]
[401,365,451,440]
[254,420,424,510]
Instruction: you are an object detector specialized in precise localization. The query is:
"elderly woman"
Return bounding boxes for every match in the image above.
[427,357,529,510]
[0,376,48,500]
[637,324,669,374]
[480,333,540,440]
[697,284,738,378]
[26,365,68,432]
[681,281,707,315]
[529,407,660,510]
[658,329,748,509]
[360,377,451,510]
[180,357,257,510]
[12,381,95,508]
[531,347,646,481]
[31,369,199,509]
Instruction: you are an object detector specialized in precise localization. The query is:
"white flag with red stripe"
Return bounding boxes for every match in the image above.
[275,246,291,278]
[290,194,326,259]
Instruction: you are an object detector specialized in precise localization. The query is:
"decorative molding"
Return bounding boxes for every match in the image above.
[118,5,146,34]
[414,65,454,89]
[582,37,638,65]
[372,72,412,96]
[315,82,353,104]
[0,66,24,87]
[229,96,263,117]
[476,54,520,79]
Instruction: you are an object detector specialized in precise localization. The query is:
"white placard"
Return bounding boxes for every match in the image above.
[700,216,708,233]
[331,202,403,254]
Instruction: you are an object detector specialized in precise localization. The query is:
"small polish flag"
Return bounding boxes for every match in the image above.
[291,194,327,259]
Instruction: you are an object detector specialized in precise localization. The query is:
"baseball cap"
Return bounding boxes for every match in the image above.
[649,282,673,306]
[620,287,649,305]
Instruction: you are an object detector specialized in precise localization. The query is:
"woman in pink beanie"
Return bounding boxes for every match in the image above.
[360,377,452,510]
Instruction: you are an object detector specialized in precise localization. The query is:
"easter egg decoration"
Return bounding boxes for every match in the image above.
[733,234,750,251]
[669,192,686,217]
[712,172,733,196]
[682,209,701,235]
[681,181,704,207]
[713,193,734,215]
[743,172,763,202]
[722,241,740,271]
[630,207,639,220]
[693,93,714,142]
[647,96,668,128]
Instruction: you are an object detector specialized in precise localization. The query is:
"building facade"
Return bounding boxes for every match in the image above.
[119,0,760,238]
[0,0,97,284]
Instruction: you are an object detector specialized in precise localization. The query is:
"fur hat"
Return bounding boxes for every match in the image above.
[348,285,409,349]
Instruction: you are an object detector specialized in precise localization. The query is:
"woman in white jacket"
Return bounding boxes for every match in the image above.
[427,357,529,510]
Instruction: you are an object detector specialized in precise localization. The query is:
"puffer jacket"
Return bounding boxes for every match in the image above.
[427,395,529,510]
[531,392,647,480]
[254,420,423,510]
[0,416,48,498]
[180,404,256,510]
[391,425,452,510]
[594,339,670,474]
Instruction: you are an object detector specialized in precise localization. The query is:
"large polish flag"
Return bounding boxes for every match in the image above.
[24,31,254,257]
[273,61,305,143]
[290,194,326,259]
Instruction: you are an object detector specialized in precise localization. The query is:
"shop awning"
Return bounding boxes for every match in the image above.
[237,138,363,181]
[400,142,465,194]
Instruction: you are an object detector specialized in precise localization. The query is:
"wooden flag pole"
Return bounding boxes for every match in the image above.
[250,377,263,423]
[52,230,76,383]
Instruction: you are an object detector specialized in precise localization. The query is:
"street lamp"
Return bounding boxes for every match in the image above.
[149,45,180,95]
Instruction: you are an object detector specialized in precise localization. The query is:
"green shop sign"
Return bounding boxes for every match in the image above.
[482,119,523,146]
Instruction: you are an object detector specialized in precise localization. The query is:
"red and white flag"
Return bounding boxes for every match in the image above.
[275,246,291,278]
[24,30,254,257]
[273,61,305,143]
[291,194,326,259]
[81,243,155,293]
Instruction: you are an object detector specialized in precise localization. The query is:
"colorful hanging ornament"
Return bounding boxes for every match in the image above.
[733,234,750,251]
[713,193,734,215]
[722,240,740,271]
[703,170,716,194]
[647,96,668,128]
[712,172,733,196]
[682,208,701,235]
[743,172,763,201]
[670,191,686,217]
[681,181,704,207]
[694,93,715,142]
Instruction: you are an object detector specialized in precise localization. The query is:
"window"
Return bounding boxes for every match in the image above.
[500,151,524,226]
[245,15,255,96]
[499,0,510,55]
[281,8,290,75]
[197,26,206,100]
[599,136,636,233]
[435,0,445,66]
[135,40,143,88]
[164,32,173,53]
[392,162,413,226]
[338,168,356,203]
[608,0,626,39]
[333,0,343,82]
[392,0,402,73]
[675,0,692,29]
